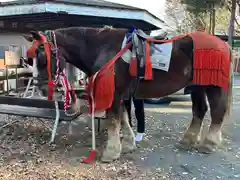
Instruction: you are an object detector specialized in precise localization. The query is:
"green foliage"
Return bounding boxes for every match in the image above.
[166,0,235,34]
[181,0,227,12]
[214,7,230,34]
[179,0,229,32]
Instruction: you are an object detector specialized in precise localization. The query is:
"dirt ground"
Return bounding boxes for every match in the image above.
[0,115,171,180]
[0,86,240,179]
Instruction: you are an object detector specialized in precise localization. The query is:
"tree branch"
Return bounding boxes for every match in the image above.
[226,1,240,29]
[235,28,240,34]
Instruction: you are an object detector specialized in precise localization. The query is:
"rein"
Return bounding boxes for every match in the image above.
[50,31,78,116]
[38,32,54,101]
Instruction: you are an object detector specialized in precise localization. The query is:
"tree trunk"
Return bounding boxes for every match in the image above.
[211,8,216,34]
[228,0,236,47]
[209,10,212,33]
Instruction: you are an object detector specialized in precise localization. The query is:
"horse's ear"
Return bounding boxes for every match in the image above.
[22,34,34,42]
[30,31,42,41]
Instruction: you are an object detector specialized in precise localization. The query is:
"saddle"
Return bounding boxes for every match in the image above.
[130,29,168,77]
[126,29,168,99]
[136,29,168,40]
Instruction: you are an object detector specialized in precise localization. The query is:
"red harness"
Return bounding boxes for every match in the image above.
[26,31,77,115]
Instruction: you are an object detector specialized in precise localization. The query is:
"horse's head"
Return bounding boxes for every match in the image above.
[24,31,67,95]
[24,27,127,95]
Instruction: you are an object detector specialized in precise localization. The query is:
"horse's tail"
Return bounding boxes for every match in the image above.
[226,47,233,119]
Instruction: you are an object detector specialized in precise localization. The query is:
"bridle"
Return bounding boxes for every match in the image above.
[27,30,79,116]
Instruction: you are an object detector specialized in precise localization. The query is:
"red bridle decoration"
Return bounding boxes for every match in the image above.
[26,31,77,115]
[39,33,55,101]
[26,34,54,100]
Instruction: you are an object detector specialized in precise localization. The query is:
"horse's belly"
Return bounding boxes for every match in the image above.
[134,69,191,99]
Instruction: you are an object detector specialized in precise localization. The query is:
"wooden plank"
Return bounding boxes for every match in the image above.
[0,87,86,110]
[0,104,80,121]
[0,96,64,109]
[0,73,31,81]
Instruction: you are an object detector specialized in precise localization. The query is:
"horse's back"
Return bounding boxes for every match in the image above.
[190,32,229,53]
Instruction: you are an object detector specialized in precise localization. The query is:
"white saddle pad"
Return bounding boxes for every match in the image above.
[121,36,173,72]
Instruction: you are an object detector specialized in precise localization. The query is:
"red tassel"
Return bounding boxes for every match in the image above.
[129,58,137,77]
[189,31,230,91]
[87,42,132,114]
[48,80,54,100]
[144,42,152,80]
[192,49,229,91]
[88,64,115,113]
[95,66,115,112]
[82,150,97,164]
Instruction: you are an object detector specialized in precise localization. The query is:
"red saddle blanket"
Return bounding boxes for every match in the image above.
[189,32,230,91]
[130,31,230,91]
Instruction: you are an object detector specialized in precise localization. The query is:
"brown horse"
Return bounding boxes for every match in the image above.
[24,26,232,163]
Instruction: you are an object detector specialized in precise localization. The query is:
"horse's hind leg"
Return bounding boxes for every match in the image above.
[201,86,227,152]
[181,88,208,146]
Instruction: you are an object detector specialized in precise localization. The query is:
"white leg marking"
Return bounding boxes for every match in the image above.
[101,117,122,162]
[181,117,202,145]
[205,124,223,145]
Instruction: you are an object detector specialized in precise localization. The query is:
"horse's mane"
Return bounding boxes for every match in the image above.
[56,25,126,35]
[55,26,127,48]
[98,25,115,32]
[52,25,127,75]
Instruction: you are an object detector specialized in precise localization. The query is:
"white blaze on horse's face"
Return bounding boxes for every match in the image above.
[32,57,38,84]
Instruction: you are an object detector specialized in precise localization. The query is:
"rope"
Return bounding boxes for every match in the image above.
[51,31,61,85]
[50,31,79,117]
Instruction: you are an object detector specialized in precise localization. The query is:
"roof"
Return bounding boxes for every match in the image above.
[0,0,165,31]
[0,0,140,10]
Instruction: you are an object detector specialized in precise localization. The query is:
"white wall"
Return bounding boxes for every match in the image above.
[0,32,32,57]
[0,33,85,87]
[0,33,32,91]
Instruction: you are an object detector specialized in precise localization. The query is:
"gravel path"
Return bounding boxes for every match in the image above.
[0,115,172,180]
[0,86,240,179]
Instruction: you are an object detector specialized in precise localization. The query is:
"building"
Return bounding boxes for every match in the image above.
[0,0,164,83]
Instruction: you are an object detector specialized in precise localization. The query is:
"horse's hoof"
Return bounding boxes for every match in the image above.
[101,145,121,163]
[197,144,217,154]
[197,138,218,154]
[122,138,136,154]
[180,132,200,146]
[180,137,196,146]
[179,138,191,146]
[100,153,120,163]
[122,144,136,154]
[176,142,190,149]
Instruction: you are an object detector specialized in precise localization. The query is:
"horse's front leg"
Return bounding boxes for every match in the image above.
[101,113,122,162]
